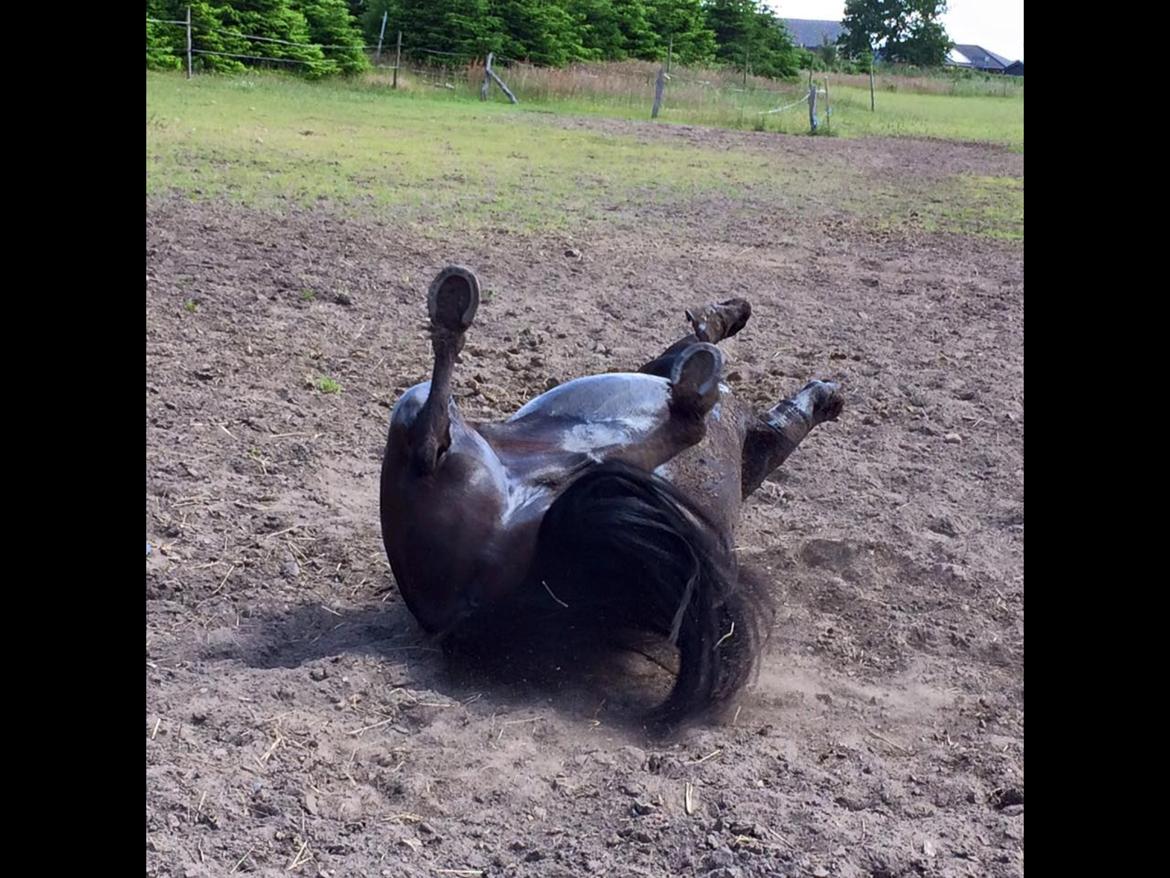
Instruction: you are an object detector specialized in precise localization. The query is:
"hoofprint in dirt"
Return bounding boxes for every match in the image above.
[146,150,1022,876]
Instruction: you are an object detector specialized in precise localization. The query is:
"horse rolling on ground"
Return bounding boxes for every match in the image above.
[380,265,844,727]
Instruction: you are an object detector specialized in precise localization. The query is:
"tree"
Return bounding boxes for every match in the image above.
[816,35,839,68]
[645,0,715,65]
[359,0,398,43]
[748,4,798,78]
[491,1,588,65]
[146,0,183,69]
[705,0,798,79]
[222,0,332,74]
[294,0,371,74]
[568,0,620,61]
[840,0,952,67]
[361,0,500,61]
[565,0,660,62]
[148,2,246,73]
[612,0,660,60]
[147,0,371,76]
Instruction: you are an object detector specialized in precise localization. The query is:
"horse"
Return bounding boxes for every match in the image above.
[380,265,844,726]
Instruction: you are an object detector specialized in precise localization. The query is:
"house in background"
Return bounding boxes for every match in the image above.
[780,20,1023,75]
[781,18,891,62]
[781,19,846,51]
[948,44,1023,75]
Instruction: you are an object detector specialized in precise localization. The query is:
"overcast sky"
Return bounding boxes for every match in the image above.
[767,1,1023,62]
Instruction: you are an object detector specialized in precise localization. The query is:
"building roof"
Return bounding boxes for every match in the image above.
[781,19,846,49]
[951,44,1014,70]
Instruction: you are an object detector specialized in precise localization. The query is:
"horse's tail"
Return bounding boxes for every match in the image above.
[533,460,775,726]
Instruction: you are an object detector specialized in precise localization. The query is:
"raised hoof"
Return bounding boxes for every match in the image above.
[685,298,752,344]
[800,380,845,424]
[427,265,480,333]
[670,343,723,417]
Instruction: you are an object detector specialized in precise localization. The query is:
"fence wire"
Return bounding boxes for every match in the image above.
[148,16,827,125]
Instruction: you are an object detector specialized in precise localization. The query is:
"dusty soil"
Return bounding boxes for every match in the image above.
[146,129,1023,878]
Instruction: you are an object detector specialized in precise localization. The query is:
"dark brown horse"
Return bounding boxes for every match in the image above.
[381,265,843,725]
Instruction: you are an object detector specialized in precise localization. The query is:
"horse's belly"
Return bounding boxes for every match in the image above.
[495,373,674,463]
[508,373,671,427]
[488,373,749,532]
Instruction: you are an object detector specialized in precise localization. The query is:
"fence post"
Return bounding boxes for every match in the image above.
[480,53,517,103]
[808,83,818,132]
[185,6,192,80]
[869,58,875,111]
[652,67,666,119]
[824,78,830,134]
[375,11,387,64]
[488,58,518,104]
[481,52,493,100]
[393,31,401,88]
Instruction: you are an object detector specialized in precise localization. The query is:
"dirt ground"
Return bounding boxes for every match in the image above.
[146,124,1023,878]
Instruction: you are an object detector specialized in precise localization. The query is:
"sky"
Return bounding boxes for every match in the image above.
[766,1,1024,62]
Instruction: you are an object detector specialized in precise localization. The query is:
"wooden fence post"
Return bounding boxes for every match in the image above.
[481,52,493,100]
[375,11,387,64]
[481,53,518,104]
[652,67,666,119]
[490,64,519,104]
[824,78,830,133]
[393,31,401,89]
[185,6,192,79]
[808,83,818,132]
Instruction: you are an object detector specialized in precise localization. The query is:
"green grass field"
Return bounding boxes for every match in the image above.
[147,70,1022,240]
[485,85,1023,149]
[385,60,1022,151]
[495,76,1022,150]
[810,85,1021,148]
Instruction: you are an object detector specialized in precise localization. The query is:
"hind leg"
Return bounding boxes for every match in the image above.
[407,265,480,474]
[606,342,726,471]
[639,299,752,378]
[741,380,844,498]
[610,298,747,473]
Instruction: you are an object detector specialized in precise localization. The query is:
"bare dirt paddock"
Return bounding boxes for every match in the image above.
[146,128,1023,878]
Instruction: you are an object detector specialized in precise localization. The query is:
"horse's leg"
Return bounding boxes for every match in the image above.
[639,298,752,378]
[588,298,748,471]
[740,380,844,498]
[605,342,726,471]
[408,266,480,474]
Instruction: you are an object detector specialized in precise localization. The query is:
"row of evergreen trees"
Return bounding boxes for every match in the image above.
[146,1,812,80]
[147,1,368,76]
